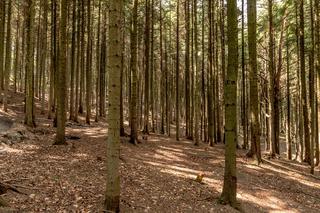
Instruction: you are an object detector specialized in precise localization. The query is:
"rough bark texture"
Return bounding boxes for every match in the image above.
[54,0,68,145]
[0,0,5,91]
[175,0,180,141]
[104,0,122,211]
[220,0,238,208]
[25,0,36,127]
[130,0,138,145]
[247,0,261,163]
[299,0,311,164]
[4,0,12,112]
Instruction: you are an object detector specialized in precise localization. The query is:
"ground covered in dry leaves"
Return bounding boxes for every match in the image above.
[1,92,320,212]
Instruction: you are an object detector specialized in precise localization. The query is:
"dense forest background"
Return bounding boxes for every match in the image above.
[0,0,320,212]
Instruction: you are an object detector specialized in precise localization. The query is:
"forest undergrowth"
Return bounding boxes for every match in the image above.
[0,91,320,212]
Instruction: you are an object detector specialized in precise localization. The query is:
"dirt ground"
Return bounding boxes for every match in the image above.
[1,91,320,212]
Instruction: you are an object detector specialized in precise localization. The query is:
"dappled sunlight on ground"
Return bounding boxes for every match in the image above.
[1,91,319,212]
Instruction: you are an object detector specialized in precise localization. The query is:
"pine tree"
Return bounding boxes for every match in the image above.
[104,0,123,210]
[130,0,139,145]
[4,0,12,112]
[54,0,68,145]
[247,0,261,163]
[25,0,36,127]
[220,0,238,208]
[0,0,5,91]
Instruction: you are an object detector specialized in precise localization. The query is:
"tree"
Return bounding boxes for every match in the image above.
[0,0,5,91]
[220,0,238,208]
[70,0,77,121]
[25,0,36,127]
[54,0,68,145]
[86,0,92,124]
[286,32,292,160]
[4,0,12,112]
[247,0,261,163]
[193,0,200,145]
[130,0,139,145]
[299,0,311,164]
[143,0,150,134]
[185,0,191,138]
[241,0,248,149]
[175,0,180,141]
[268,0,277,157]
[104,0,123,210]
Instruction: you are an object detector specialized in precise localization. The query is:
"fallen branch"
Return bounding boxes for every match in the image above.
[3,177,31,183]
[0,182,28,195]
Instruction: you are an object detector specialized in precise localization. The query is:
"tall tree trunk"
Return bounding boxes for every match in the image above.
[208,0,214,146]
[268,0,277,157]
[40,0,48,115]
[185,0,190,138]
[286,33,292,160]
[143,0,150,134]
[104,0,122,210]
[14,3,21,94]
[241,0,248,149]
[247,0,261,163]
[4,0,12,112]
[25,0,35,127]
[193,0,200,145]
[299,0,311,164]
[85,0,92,124]
[69,0,77,120]
[175,0,180,141]
[160,0,165,134]
[315,0,320,166]
[220,0,238,207]
[0,0,5,91]
[54,0,68,145]
[130,0,139,144]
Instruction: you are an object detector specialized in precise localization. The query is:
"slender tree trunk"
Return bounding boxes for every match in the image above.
[4,0,12,112]
[208,0,214,146]
[0,0,5,92]
[286,33,292,160]
[268,0,277,157]
[247,0,261,163]
[40,0,48,115]
[14,4,21,94]
[175,0,180,141]
[143,0,150,134]
[25,0,36,127]
[299,0,311,164]
[185,0,190,138]
[315,0,320,166]
[220,0,238,207]
[241,0,248,149]
[54,0,68,145]
[69,0,76,121]
[193,0,200,145]
[130,0,139,144]
[104,0,123,210]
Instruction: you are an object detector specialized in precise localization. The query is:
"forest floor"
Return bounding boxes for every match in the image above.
[1,91,320,212]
